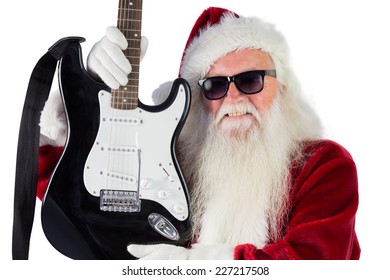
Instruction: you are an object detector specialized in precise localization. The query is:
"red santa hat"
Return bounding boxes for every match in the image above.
[178,7,290,98]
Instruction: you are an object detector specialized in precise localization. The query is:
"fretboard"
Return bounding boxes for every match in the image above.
[111,0,143,110]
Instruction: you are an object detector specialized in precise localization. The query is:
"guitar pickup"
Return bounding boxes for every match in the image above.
[102,116,142,126]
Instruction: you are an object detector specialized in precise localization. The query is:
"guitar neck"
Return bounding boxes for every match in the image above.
[111,0,143,110]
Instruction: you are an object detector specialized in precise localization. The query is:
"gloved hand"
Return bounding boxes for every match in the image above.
[87,26,148,89]
[128,243,234,260]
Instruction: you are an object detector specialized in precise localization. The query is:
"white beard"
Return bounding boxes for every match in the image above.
[177,95,302,248]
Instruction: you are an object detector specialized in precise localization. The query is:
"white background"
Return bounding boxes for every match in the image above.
[1,0,389,277]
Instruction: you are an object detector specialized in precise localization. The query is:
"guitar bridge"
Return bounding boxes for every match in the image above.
[100,189,141,212]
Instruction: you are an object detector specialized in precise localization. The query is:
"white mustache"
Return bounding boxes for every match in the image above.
[214,102,260,123]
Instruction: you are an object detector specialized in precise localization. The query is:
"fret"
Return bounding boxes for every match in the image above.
[111,96,139,101]
[112,0,143,110]
[118,8,142,11]
[119,24,142,31]
[127,41,141,48]
[118,18,142,21]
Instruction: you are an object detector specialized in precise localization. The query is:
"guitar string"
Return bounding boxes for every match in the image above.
[127,0,133,198]
[122,0,130,198]
[134,0,142,204]
[128,0,142,205]
[107,0,119,197]
[104,0,142,208]
[131,0,142,201]
[107,0,124,199]
[124,0,137,203]
[125,0,131,197]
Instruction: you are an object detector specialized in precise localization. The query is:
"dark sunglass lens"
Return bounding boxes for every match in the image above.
[236,71,263,94]
[203,77,228,99]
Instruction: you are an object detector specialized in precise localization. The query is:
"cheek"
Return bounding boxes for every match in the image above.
[202,97,223,116]
[250,79,278,112]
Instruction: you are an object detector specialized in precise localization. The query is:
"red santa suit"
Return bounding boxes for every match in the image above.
[234,140,360,259]
[36,140,360,259]
[37,7,360,260]
[160,7,360,259]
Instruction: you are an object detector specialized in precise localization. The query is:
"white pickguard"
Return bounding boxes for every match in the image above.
[83,86,188,221]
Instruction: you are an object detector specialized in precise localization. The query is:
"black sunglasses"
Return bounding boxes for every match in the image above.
[198,70,277,100]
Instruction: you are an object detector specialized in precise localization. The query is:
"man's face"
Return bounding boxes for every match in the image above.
[201,49,278,136]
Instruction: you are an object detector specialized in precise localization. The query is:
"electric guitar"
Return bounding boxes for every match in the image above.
[41,0,191,259]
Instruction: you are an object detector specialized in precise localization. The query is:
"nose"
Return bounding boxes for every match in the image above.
[224,82,246,102]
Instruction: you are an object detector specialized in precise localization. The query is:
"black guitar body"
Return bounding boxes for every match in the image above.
[41,39,192,259]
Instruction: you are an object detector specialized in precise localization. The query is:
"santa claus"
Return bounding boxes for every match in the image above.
[38,7,360,259]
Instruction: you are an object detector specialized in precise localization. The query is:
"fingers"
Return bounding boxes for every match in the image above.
[128,244,155,259]
[87,39,131,89]
[105,26,128,50]
[127,244,189,260]
[87,26,148,89]
[101,37,132,74]
[140,36,148,61]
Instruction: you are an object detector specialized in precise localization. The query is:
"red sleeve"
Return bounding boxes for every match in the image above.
[234,140,360,260]
[37,145,64,200]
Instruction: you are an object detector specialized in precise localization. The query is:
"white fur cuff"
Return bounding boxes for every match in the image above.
[39,90,67,147]
[127,243,234,260]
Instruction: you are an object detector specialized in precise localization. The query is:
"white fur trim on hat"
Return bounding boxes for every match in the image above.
[180,12,290,96]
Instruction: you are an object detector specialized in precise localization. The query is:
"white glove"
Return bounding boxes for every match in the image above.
[87,26,148,89]
[128,243,234,260]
